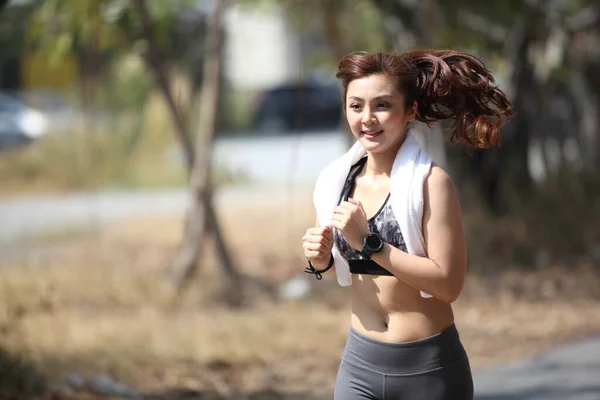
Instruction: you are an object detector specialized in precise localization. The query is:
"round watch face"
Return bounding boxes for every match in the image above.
[365,233,382,250]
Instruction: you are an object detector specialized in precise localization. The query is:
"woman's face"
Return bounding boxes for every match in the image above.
[345,73,416,155]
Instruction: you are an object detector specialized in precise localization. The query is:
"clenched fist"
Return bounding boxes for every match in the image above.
[331,198,369,251]
[302,225,334,269]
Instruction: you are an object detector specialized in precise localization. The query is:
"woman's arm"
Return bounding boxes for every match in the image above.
[370,166,466,303]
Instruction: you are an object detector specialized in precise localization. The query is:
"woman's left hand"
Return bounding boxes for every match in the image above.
[332,198,370,251]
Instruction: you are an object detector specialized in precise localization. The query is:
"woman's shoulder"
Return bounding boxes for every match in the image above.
[424,163,459,203]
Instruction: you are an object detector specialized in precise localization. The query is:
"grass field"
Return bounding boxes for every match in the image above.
[1,202,600,399]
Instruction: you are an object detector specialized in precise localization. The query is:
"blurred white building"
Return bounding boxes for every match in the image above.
[223,5,303,91]
[195,1,333,91]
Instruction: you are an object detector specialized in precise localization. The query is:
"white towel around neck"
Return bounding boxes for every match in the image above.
[312,129,433,298]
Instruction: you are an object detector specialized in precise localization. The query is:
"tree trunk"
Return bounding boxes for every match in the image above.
[78,32,100,174]
[447,12,537,216]
[172,0,242,306]
[320,1,354,148]
[500,14,536,199]
[582,61,600,170]
[133,0,196,173]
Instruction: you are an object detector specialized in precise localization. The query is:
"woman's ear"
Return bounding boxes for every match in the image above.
[408,101,418,121]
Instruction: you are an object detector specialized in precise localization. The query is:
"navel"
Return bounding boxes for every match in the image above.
[382,315,390,330]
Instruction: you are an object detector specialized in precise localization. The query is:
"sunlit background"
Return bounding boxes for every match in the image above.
[0,0,599,399]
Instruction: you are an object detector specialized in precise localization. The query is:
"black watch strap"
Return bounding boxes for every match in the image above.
[362,232,383,259]
[362,247,374,259]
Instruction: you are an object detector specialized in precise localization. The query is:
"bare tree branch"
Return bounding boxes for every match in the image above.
[132,0,196,172]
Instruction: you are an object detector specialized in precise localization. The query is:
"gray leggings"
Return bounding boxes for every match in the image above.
[334,324,473,400]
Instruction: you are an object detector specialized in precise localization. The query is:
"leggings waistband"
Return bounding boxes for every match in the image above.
[342,324,467,375]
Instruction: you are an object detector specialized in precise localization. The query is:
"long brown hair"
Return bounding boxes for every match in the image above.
[336,50,514,149]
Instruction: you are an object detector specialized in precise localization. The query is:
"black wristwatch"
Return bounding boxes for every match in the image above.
[361,232,384,259]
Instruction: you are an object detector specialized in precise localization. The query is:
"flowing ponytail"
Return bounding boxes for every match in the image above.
[336,50,514,149]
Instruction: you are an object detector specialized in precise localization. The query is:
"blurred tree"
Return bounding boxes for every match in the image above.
[0,1,30,89]
[169,0,243,305]
[370,0,600,267]
[29,0,206,168]
[30,0,243,305]
[371,0,600,216]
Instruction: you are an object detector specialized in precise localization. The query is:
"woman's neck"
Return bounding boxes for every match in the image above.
[364,136,406,178]
[364,153,395,178]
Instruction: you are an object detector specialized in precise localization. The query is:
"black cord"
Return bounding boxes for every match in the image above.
[304,253,334,280]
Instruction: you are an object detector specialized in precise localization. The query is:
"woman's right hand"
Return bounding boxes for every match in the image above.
[302,225,334,269]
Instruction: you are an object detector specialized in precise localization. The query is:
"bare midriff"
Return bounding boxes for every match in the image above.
[350,273,455,343]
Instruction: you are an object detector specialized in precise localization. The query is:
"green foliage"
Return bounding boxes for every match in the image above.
[0,2,35,57]
[16,0,212,193]
[29,0,190,58]
[96,53,151,111]
[218,88,255,132]
[0,347,46,400]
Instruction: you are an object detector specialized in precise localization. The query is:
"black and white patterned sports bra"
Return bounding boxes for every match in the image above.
[333,156,408,275]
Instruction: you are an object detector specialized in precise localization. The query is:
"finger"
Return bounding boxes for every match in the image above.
[348,198,367,215]
[339,201,357,213]
[303,228,318,240]
[304,228,314,236]
[347,198,362,207]
[330,219,342,231]
[319,225,333,237]
[304,232,328,244]
[333,211,350,223]
[305,250,322,259]
[334,205,349,214]
[330,214,344,226]
[313,225,335,234]
[317,232,333,249]
[306,234,332,250]
[306,227,323,235]
[305,227,327,238]
[303,242,325,252]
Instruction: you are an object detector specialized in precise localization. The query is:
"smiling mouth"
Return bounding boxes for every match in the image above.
[362,130,384,137]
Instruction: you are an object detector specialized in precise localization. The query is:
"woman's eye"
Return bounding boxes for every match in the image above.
[377,102,391,109]
[349,103,362,110]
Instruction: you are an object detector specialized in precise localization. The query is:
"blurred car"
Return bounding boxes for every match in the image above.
[15,90,80,134]
[0,92,49,152]
[252,82,343,133]
[16,89,117,135]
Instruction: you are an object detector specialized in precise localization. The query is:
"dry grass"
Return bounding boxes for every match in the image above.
[1,201,600,399]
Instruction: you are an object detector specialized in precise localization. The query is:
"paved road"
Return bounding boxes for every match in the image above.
[0,184,313,245]
[1,130,348,246]
[474,336,600,400]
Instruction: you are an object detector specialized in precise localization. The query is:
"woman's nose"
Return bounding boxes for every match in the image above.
[361,109,376,124]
